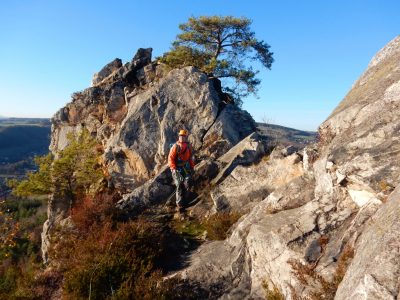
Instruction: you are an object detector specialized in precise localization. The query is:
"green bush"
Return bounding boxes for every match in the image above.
[2,198,43,221]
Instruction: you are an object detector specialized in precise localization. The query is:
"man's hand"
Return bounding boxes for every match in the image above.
[172,169,176,175]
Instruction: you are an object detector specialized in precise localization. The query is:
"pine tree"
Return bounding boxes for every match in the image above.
[7,128,104,202]
[157,15,274,106]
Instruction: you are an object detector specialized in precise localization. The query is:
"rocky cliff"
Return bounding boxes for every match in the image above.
[43,48,260,263]
[173,36,400,299]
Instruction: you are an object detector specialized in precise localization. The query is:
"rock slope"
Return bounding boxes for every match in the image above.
[176,35,400,299]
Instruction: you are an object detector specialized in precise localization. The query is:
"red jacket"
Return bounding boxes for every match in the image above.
[168,141,194,171]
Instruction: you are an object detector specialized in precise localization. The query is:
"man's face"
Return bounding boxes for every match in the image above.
[179,135,187,143]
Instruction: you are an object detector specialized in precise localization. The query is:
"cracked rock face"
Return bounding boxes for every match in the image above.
[211,146,304,213]
[317,35,400,198]
[335,185,400,300]
[175,36,400,299]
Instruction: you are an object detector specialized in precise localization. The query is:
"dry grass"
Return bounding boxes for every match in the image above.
[108,106,127,124]
[262,280,285,300]
[203,211,244,240]
[317,126,334,146]
[379,180,388,191]
[71,91,83,101]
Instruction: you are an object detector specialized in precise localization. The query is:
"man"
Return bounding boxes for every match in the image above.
[168,130,194,211]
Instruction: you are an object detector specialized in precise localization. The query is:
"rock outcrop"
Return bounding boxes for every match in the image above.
[44,48,259,263]
[174,35,400,299]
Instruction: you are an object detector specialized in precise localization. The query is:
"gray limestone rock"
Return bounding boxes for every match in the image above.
[192,159,220,182]
[51,54,258,196]
[304,236,322,263]
[41,194,71,264]
[132,47,152,63]
[115,165,174,211]
[210,132,264,185]
[335,185,400,300]
[262,172,316,211]
[200,104,258,159]
[136,62,163,86]
[211,149,304,212]
[102,66,221,192]
[315,36,400,201]
[91,58,122,87]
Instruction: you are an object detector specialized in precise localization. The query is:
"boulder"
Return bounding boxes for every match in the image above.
[136,62,164,86]
[200,104,258,159]
[304,236,322,263]
[210,132,264,185]
[211,147,304,212]
[102,66,221,192]
[132,47,152,63]
[115,165,174,211]
[41,194,71,264]
[192,159,220,182]
[51,51,259,196]
[261,172,316,211]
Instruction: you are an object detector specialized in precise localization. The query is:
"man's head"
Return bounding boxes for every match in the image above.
[178,130,188,143]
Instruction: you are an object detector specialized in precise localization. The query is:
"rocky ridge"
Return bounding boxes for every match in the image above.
[43,35,400,300]
[174,35,400,299]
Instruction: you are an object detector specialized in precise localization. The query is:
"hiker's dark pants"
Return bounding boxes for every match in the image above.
[172,172,191,207]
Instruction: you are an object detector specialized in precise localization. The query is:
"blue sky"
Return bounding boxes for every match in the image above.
[0,0,399,131]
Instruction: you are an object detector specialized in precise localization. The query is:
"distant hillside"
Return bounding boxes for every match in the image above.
[0,117,51,127]
[257,123,318,149]
[0,125,51,161]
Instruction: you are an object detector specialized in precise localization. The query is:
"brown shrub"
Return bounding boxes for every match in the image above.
[288,244,355,300]
[203,211,244,240]
[108,106,127,124]
[94,144,104,154]
[49,192,186,300]
[317,127,334,146]
[69,193,119,234]
[71,91,83,101]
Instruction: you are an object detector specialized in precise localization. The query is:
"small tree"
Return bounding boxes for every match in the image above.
[7,128,104,204]
[157,15,274,106]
